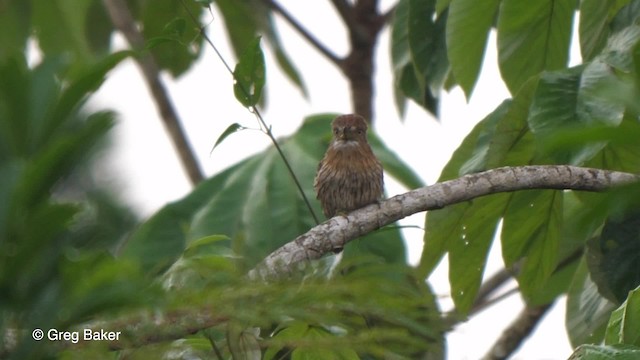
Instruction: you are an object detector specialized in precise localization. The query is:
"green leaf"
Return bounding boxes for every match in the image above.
[215,0,306,98]
[233,37,266,107]
[50,51,132,139]
[528,66,589,164]
[31,0,94,64]
[579,0,629,61]
[409,0,449,103]
[435,0,452,15]
[569,344,640,359]
[85,0,114,55]
[566,257,617,348]
[390,0,440,117]
[140,0,204,77]
[497,0,575,94]
[587,210,640,304]
[210,123,246,154]
[502,190,563,298]
[605,286,640,346]
[0,0,30,61]
[417,105,509,279]
[447,194,507,313]
[446,0,500,98]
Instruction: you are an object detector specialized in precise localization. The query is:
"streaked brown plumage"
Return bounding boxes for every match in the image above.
[314,114,384,218]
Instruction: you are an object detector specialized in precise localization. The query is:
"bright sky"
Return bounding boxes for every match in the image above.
[92,2,577,358]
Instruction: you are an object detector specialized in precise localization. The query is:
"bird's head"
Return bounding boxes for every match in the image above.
[331,114,369,144]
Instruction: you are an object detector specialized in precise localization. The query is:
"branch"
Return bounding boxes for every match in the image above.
[102,0,205,186]
[262,0,342,65]
[249,165,638,279]
[330,0,354,25]
[481,302,554,360]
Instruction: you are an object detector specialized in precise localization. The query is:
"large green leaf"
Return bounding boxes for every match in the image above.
[390,0,443,117]
[418,106,510,313]
[579,0,629,61]
[528,66,588,164]
[605,286,640,346]
[502,190,562,297]
[418,104,506,280]
[566,258,617,348]
[446,0,500,98]
[497,0,575,94]
[447,194,507,313]
[125,114,421,273]
[587,210,640,304]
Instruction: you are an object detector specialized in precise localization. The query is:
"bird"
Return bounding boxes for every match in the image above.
[314,114,384,219]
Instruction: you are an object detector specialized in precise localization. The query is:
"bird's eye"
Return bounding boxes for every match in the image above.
[357,129,363,134]
[333,128,339,135]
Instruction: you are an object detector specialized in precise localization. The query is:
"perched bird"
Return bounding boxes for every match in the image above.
[314,114,384,219]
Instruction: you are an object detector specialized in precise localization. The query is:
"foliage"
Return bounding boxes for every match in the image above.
[0,52,146,359]
[4,0,640,359]
[417,0,640,351]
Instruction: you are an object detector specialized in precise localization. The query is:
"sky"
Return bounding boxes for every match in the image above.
[91,2,577,358]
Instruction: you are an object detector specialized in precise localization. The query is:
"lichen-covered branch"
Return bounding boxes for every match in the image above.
[250,165,638,279]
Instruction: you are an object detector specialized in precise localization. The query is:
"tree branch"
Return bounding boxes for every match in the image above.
[482,302,554,360]
[330,0,354,25]
[249,165,638,279]
[102,0,205,186]
[262,0,342,65]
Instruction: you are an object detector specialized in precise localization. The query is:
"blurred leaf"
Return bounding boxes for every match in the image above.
[446,0,500,98]
[140,0,204,77]
[85,0,114,55]
[611,0,640,33]
[265,322,360,360]
[31,0,95,64]
[228,325,261,360]
[605,286,640,346]
[60,252,151,324]
[17,111,114,209]
[50,51,132,141]
[568,344,640,359]
[233,37,266,107]
[0,0,30,61]
[497,0,575,94]
[566,258,616,348]
[587,210,640,304]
